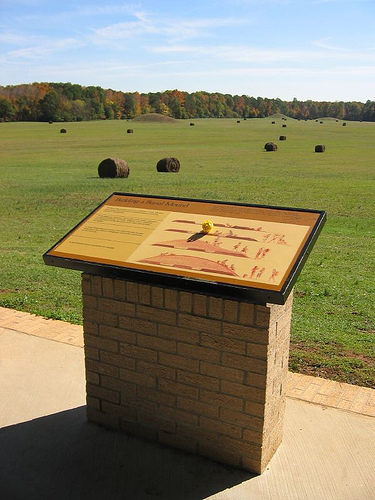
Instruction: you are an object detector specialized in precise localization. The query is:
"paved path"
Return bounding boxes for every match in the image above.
[1,306,374,499]
[1,306,374,417]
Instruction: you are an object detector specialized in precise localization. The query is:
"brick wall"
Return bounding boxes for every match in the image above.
[82,273,293,474]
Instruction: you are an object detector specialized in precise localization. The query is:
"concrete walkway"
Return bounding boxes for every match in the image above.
[1,306,374,499]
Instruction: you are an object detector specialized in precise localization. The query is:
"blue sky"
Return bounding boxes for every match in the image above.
[1,0,374,102]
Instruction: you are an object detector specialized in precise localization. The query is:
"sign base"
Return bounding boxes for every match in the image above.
[82,273,293,474]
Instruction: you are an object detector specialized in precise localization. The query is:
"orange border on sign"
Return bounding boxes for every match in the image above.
[46,193,322,293]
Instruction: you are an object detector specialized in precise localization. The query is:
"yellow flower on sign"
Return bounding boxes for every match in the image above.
[202,220,214,233]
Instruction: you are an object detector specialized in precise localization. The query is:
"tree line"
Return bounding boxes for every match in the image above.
[1,82,374,122]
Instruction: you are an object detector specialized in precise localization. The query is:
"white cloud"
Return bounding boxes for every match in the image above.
[91,13,246,45]
[151,42,375,64]
[313,38,346,51]
[7,46,51,59]
[77,3,143,17]
[4,37,85,60]
[0,32,33,45]
[152,45,195,54]
[127,65,375,80]
[3,3,144,27]
[92,22,146,40]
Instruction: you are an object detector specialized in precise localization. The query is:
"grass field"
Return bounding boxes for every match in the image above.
[0,116,374,387]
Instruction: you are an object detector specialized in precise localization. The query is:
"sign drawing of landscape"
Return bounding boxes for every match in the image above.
[127,212,310,287]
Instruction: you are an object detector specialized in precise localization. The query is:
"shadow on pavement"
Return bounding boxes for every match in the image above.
[0,406,252,500]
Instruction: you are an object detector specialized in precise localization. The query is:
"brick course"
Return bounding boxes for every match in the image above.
[82,274,293,474]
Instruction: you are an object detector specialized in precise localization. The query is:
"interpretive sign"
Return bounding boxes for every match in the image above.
[43,193,326,304]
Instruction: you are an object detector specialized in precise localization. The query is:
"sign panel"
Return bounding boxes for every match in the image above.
[43,193,326,304]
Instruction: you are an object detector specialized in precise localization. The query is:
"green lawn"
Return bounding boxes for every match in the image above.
[0,117,374,387]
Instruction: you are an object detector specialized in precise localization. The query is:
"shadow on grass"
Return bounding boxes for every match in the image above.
[0,406,252,500]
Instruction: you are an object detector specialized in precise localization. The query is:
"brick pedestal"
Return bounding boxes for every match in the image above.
[82,273,293,474]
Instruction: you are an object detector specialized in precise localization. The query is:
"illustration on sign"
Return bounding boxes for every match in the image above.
[127,213,309,287]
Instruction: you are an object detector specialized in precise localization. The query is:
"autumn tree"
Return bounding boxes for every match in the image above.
[233,95,245,117]
[140,94,151,115]
[363,100,375,121]
[345,101,363,121]
[71,99,87,121]
[37,89,62,121]
[0,97,15,121]
[166,89,185,118]
[123,92,139,118]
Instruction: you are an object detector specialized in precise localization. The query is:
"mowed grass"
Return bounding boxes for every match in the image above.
[0,117,374,387]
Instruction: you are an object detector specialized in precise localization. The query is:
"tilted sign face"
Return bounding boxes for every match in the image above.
[43,193,326,304]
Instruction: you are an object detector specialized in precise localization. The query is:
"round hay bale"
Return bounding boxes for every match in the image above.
[190,122,195,126]
[127,129,134,133]
[60,128,67,133]
[264,142,277,151]
[315,145,325,153]
[98,157,130,178]
[282,124,287,128]
[156,157,180,173]
[279,135,286,141]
